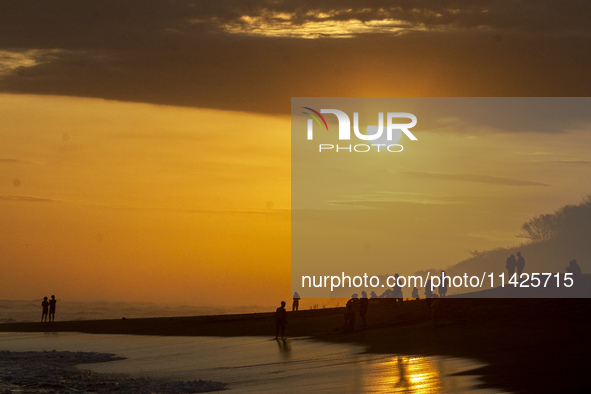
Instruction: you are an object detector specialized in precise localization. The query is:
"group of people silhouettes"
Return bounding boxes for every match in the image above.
[419,273,447,300]
[276,290,372,338]
[506,251,526,278]
[41,295,57,322]
[344,291,369,332]
[505,252,525,280]
[278,254,585,337]
[506,253,585,279]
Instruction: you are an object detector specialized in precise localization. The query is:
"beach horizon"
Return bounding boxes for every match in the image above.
[2,297,589,393]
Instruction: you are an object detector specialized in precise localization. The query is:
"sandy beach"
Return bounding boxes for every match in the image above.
[1,298,589,393]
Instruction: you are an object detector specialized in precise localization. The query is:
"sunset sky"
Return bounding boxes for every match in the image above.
[1,1,590,306]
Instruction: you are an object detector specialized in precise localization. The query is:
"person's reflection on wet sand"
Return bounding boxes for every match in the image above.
[276,337,292,359]
[395,356,409,389]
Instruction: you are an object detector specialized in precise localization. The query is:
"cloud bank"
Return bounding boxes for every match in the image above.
[0,1,590,113]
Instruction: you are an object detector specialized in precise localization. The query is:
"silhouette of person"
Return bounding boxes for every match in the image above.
[506,254,517,278]
[431,295,440,326]
[566,259,582,276]
[439,271,448,298]
[292,292,300,311]
[369,291,378,299]
[344,303,355,332]
[351,293,360,311]
[275,301,287,339]
[359,291,369,328]
[425,279,433,298]
[425,279,433,310]
[412,287,419,300]
[49,295,57,322]
[392,274,403,302]
[41,297,49,322]
[516,251,525,277]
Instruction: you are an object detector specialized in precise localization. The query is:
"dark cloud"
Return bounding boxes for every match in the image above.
[0,195,55,202]
[0,1,590,114]
[0,158,30,164]
[406,171,549,187]
[554,160,591,165]
[109,131,215,142]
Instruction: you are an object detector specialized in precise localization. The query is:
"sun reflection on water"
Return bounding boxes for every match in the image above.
[363,355,463,393]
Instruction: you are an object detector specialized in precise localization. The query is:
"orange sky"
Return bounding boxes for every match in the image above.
[2,94,590,304]
[1,2,591,306]
[0,94,290,305]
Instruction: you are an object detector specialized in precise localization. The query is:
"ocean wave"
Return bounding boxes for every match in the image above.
[0,350,226,393]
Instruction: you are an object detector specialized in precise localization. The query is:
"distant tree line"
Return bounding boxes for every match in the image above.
[518,195,591,243]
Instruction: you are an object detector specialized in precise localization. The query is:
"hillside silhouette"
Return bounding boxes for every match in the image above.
[423,196,591,296]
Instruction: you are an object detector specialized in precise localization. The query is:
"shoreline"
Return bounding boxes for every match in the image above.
[1,298,590,393]
[0,349,226,393]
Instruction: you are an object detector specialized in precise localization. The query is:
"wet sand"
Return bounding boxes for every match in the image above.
[1,298,589,393]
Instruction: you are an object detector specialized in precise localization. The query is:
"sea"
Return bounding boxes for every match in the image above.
[0,300,506,393]
[0,333,506,393]
[0,299,273,324]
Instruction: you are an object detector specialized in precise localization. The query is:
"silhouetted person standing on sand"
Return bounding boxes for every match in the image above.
[506,254,517,278]
[359,291,369,328]
[412,287,419,300]
[292,292,300,312]
[566,259,582,276]
[425,279,433,311]
[348,293,360,313]
[41,297,49,322]
[516,251,525,277]
[275,301,287,339]
[431,295,440,326]
[392,274,403,303]
[49,295,57,322]
[425,279,433,298]
[344,303,355,332]
[439,271,448,298]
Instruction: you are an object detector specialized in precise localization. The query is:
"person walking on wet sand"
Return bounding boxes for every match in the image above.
[275,301,287,339]
[41,297,49,322]
[49,295,57,322]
